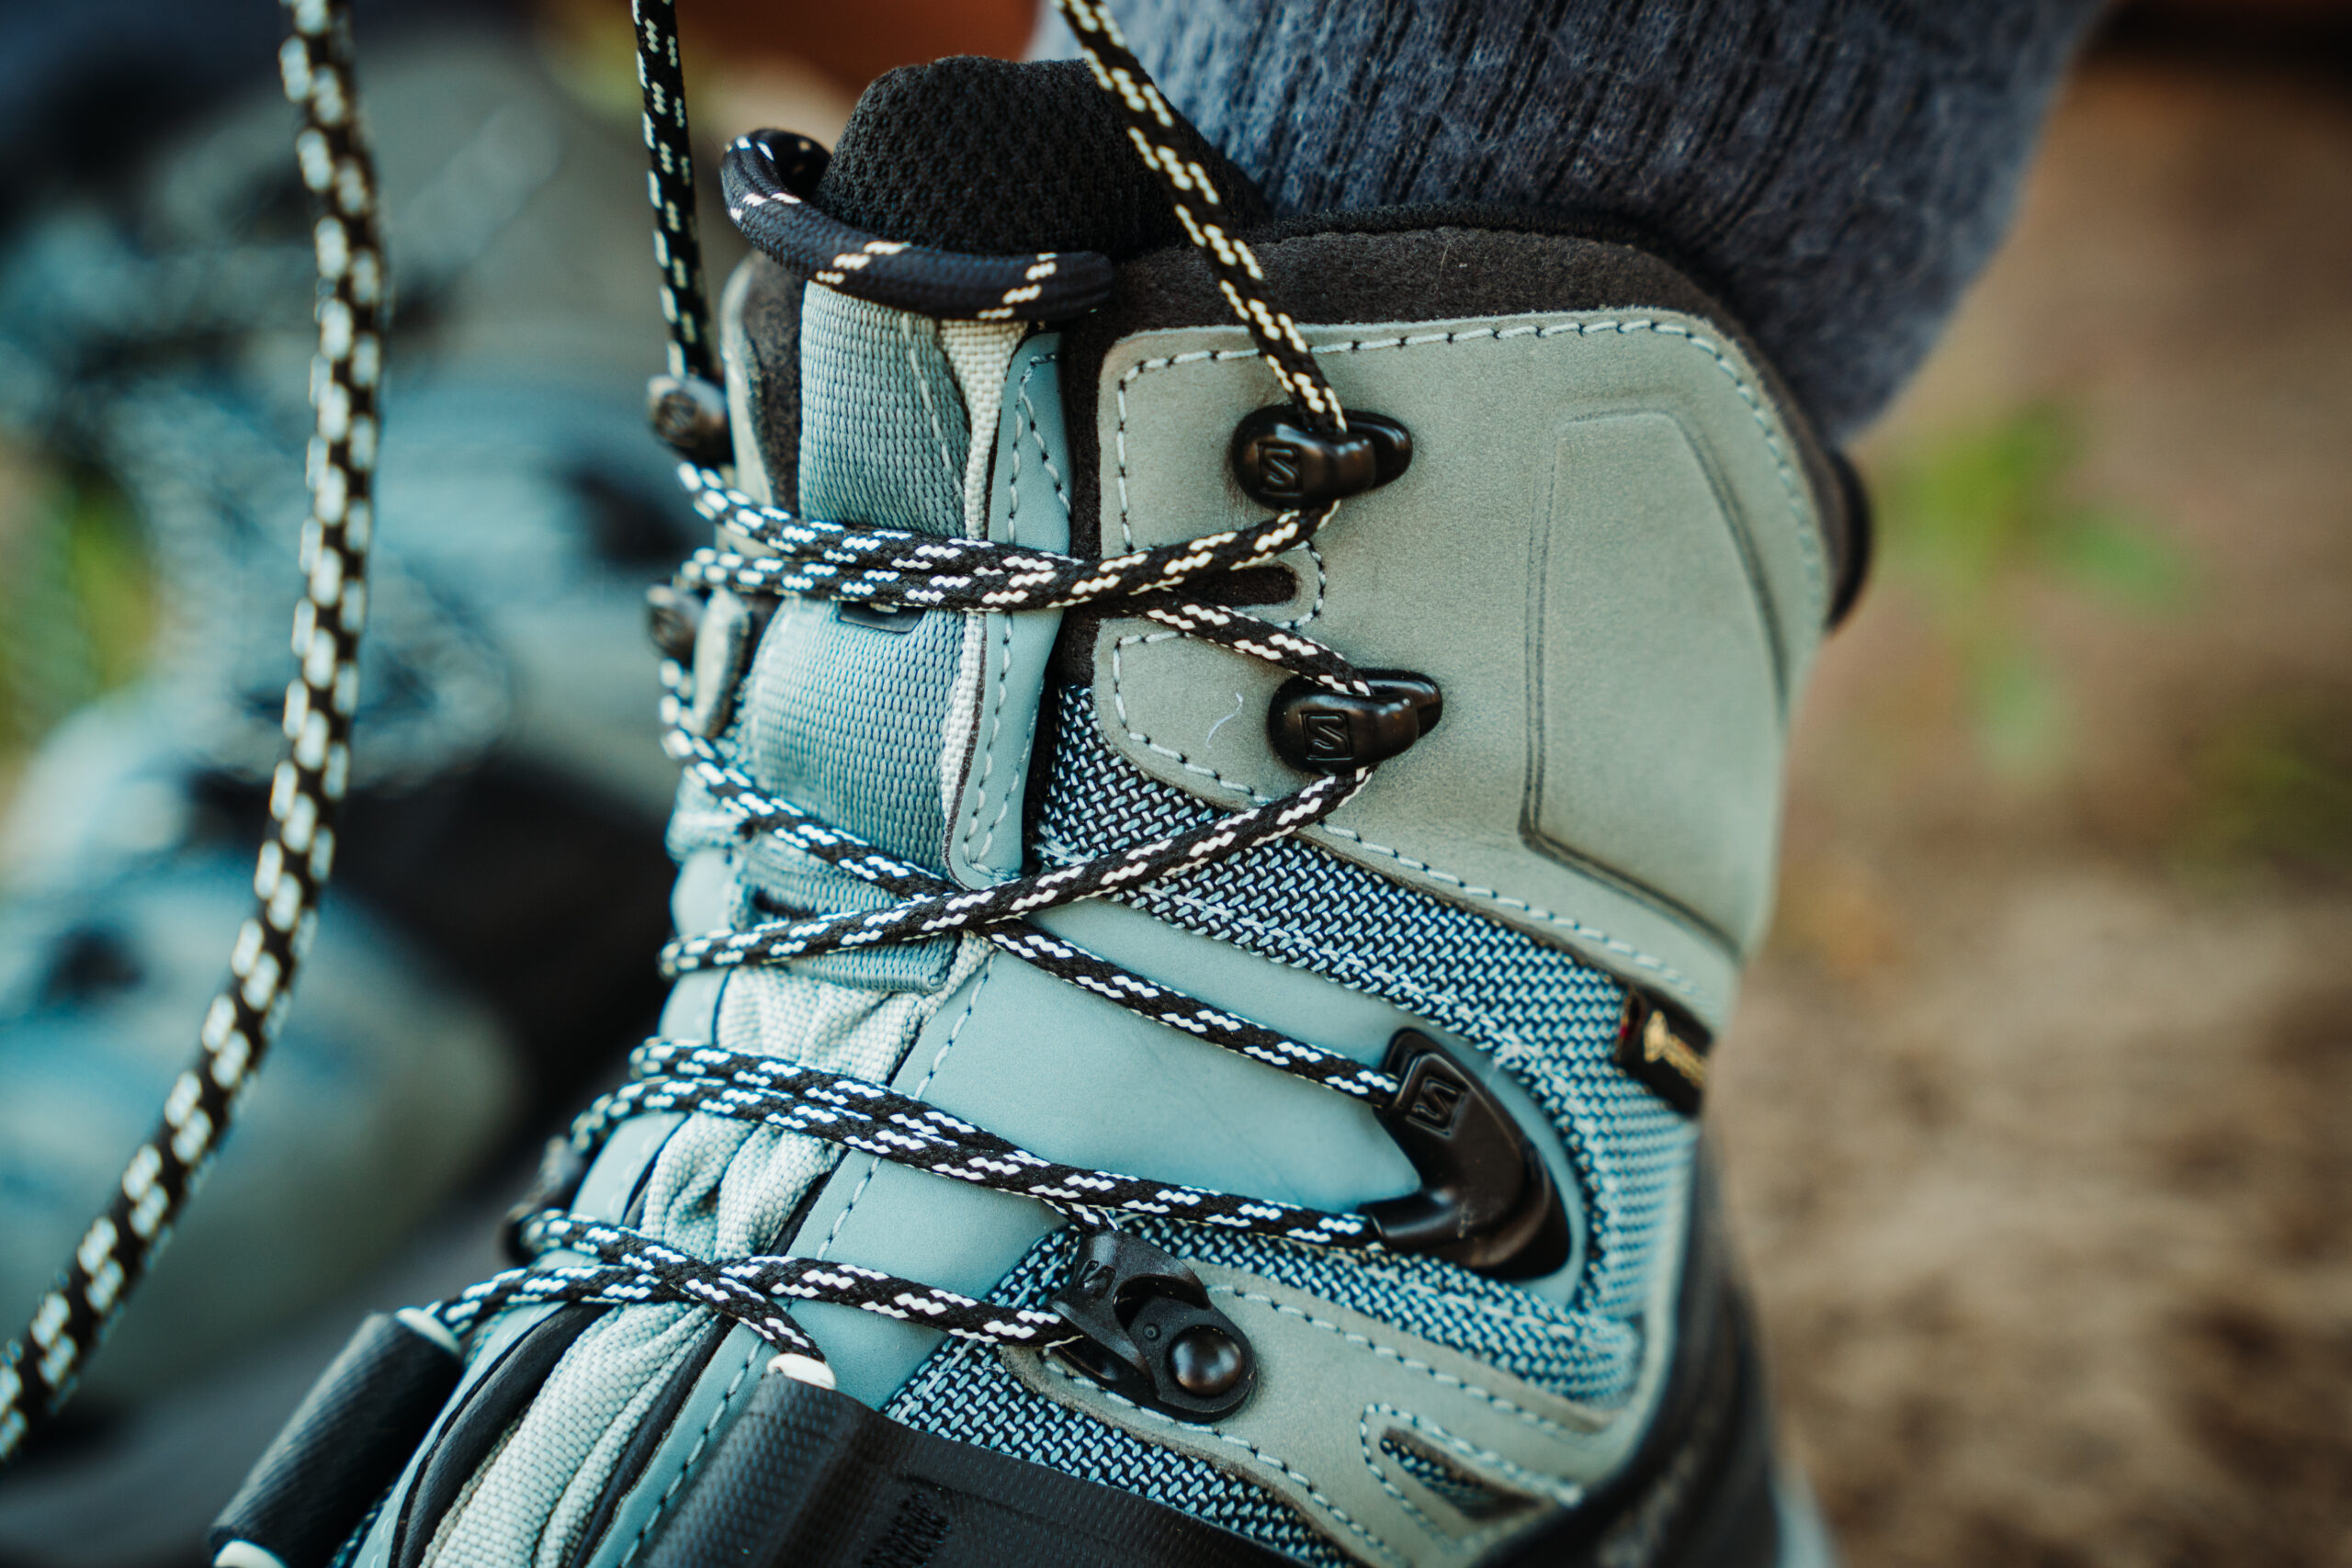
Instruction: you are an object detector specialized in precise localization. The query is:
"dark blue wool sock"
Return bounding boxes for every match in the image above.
[1039,0,2104,440]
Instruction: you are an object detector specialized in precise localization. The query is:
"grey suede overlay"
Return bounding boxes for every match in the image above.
[1057,226,1845,569]
[1087,300,1825,1028]
[1001,1222,1682,1568]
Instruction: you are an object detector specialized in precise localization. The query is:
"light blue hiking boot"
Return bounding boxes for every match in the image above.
[214,49,1862,1568]
[0,29,697,1560]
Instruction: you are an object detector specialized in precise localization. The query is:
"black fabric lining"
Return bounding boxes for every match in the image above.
[814,58,1270,261]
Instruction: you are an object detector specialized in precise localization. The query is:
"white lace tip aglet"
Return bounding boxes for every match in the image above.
[768,1352,836,1390]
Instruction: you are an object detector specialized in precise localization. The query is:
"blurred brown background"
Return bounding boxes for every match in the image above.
[1715,10,2352,1565]
[5,0,2347,1562]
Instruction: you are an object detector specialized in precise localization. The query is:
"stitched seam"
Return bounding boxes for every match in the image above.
[963,354,1060,869]
[616,1347,758,1566]
[1106,633,1268,793]
[816,950,989,1260]
[1358,1409,1536,1551]
[1378,1406,1583,1507]
[1207,1285,1589,1442]
[959,564,1017,874]
[1022,354,1069,513]
[1112,316,1822,613]
[1035,1356,1405,1568]
[908,315,960,519]
[892,1323,982,1416]
[1362,1408,1457,1548]
[911,949,989,1097]
[1087,652,1713,1008]
[1358,1405,1576,1551]
[1106,319,1780,1008]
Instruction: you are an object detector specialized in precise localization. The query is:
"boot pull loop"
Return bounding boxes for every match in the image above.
[1364,1031,1573,1280]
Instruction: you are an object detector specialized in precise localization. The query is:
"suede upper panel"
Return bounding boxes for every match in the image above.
[1054,219,1851,599]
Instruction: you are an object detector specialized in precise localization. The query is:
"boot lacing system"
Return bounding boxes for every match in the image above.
[437,0,1534,1393]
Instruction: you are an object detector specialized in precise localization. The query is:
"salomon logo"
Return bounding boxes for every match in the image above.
[1304,712,1351,760]
[1259,440,1301,496]
[1406,1074,1464,1134]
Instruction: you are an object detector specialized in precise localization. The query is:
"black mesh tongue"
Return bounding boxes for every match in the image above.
[813,57,1269,261]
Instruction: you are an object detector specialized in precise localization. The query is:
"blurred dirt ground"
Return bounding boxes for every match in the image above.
[1712,39,2352,1568]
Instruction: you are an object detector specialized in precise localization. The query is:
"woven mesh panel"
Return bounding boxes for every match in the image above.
[731,601,963,985]
[1035,684,1694,1327]
[815,57,1269,260]
[727,288,971,988]
[797,289,967,533]
[886,1238,1349,1568]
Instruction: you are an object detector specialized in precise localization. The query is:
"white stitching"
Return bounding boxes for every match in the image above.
[962,354,1061,870]
[1357,1404,1577,1551]
[1111,315,1824,627]
[1095,641,1713,1008]
[1101,316,1790,1010]
[1207,1285,1590,1442]
[616,1344,759,1566]
[815,948,989,1260]
[1033,1354,1407,1567]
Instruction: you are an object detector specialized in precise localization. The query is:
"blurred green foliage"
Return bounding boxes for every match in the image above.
[1871,403,2191,778]
[1,463,153,773]
[2178,693,2352,879]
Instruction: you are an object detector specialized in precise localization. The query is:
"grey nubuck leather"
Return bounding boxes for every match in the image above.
[1006,1235,1681,1568]
[1091,310,1830,1034]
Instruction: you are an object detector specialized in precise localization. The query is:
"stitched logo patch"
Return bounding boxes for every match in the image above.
[1612,992,1712,1116]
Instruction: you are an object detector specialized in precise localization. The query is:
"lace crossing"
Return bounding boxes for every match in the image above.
[435,0,1430,1377]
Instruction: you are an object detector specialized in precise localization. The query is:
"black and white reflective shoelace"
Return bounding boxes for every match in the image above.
[438,0,1426,1377]
[0,0,386,1462]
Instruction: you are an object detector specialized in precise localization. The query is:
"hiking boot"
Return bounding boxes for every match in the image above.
[219,50,1861,1568]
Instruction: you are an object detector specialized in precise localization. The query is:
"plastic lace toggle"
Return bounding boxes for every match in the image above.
[1363,1030,1572,1280]
[1268,670,1442,773]
[1230,406,1412,508]
[1049,1228,1256,1423]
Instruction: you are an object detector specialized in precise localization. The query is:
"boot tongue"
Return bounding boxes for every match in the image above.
[735,59,1264,919]
[812,57,1269,259]
[731,61,1265,925]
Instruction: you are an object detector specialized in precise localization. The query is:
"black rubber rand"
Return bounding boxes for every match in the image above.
[639,1372,1295,1568]
[643,1157,1782,1568]
[639,1319,1778,1568]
